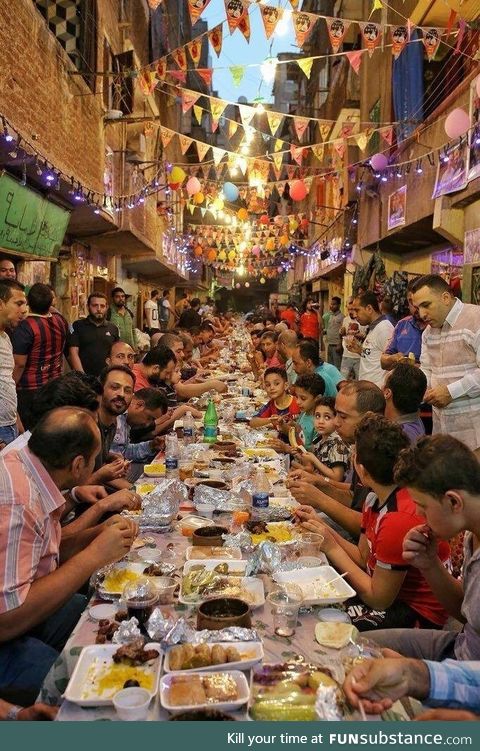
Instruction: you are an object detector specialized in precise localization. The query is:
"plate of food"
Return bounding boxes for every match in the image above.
[274,566,355,605]
[245,520,298,546]
[135,482,157,497]
[183,560,248,577]
[143,462,166,477]
[176,515,216,537]
[160,671,249,714]
[179,566,264,608]
[185,546,242,561]
[64,640,162,706]
[164,642,263,673]
[96,562,146,599]
[242,447,278,460]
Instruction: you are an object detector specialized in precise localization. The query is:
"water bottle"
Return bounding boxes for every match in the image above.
[252,467,270,509]
[183,410,195,445]
[165,433,179,478]
[203,396,218,444]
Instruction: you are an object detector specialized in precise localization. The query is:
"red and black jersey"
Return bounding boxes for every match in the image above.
[12,313,69,390]
[361,487,450,626]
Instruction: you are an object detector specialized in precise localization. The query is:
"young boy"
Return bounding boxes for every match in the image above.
[260,331,283,368]
[299,396,350,481]
[268,373,324,452]
[297,414,449,631]
[250,367,299,428]
[361,434,480,661]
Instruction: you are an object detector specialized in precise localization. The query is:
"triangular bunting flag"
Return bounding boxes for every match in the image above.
[208,25,223,57]
[169,70,187,84]
[304,176,313,192]
[326,18,350,54]
[196,141,210,161]
[171,48,187,72]
[228,119,239,137]
[370,0,383,16]
[181,89,201,114]
[341,121,357,139]
[391,26,410,59]
[274,139,284,152]
[260,6,283,40]
[289,0,299,8]
[210,97,227,130]
[179,135,193,155]
[380,126,394,146]
[230,65,245,87]
[196,68,213,86]
[138,69,157,95]
[318,122,332,142]
[238,12,251,42]
[200,208,207,217]
[187,38,202,67]
[238,104,256,127]
[286,165,297,179]
[355,133,368,151]
[297,57,314,79]
[225,0,249,34]
[266,110,284,136]
[290,145,304,166]
[454,19,466,54]
[359,22,382,57]
[188,202,195,215]
[187,0,212,24]
[294,116,310,141]
[345,49,364,74]
[147,0,163,9]
[156,58,167,81]
[212,147,226,166]
[193,104,203,125]
[311,143,324,161]
[272,152,283,172]
[421,28,442,61]
[292,12,317,49]
[160,127,175,149]
[446,9,457,36]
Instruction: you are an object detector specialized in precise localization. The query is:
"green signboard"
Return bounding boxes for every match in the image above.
[0,172,70,258]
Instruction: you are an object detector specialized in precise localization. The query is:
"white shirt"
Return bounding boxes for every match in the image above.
[341,316,367,359]
[144,299,160,330]
[359,316,394,387]
[0,332,17,427]
[0,430,30,455]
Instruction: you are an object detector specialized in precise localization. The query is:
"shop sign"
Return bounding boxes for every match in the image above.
[0,172,70,258]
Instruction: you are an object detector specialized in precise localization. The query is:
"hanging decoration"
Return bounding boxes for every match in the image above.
[196,141,210,161]
[196,68,213,86]
[181,89,201,114]
[292,12,317,49]
[230,65,246,87]
[297,57,314,79]
[391,25,410,59]
[422,28,442,61]
[260,6,283,40]
[326,17,350,54]
[138,69,157,95]
[210,97,228,131]
[225,0,249,34]
[208,24,223,57]
[293,117,310,141]
[179,135,194,155]
[187,0,213,24]
[444,108,470,139]
[172,48,187,72]
[193,104,203,125]
[147,0,163,9]
[360,22,382,57]
[187,38,202,67]
[160,127,175,149]
[345,49,364,74]
[266,111,284,136]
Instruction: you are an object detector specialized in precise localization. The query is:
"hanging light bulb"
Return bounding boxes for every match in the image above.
[260,57,278,84]
[238,264,245,276]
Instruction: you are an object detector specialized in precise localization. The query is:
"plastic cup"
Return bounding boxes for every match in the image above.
[317,607,351,623]
[267,584,303,638]
[153,576,178,605]
[298,532,324,558]
[196,503,215,518]
[113,687,151,721]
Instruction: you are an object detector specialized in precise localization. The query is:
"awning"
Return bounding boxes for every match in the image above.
[307,261,346,281]
[362,216,449,255]
[410,0,479,25]
[122,254,188,287]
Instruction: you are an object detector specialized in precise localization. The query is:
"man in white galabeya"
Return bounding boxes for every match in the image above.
[411,273,480,451]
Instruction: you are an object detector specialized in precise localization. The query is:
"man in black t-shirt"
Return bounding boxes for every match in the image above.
[178,297,202,330]
[68,293,119,377]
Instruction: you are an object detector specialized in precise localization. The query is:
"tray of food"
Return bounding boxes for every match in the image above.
[143,462,166,477]
[64,640,161,707]
[96,562,146,599]
[176,515,216,537]
[245,520,299,546]
[164,642,263,673]
[179,565,264,608]
[185,545,242,561]
[242,448,278,459]
[183,560,248,577]
[274,566,355,605]
[160,670,249,714]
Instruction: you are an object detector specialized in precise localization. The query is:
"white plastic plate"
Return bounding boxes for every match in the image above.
[160,670,249,714]
[274,565,355,605]
[163,641,263,673]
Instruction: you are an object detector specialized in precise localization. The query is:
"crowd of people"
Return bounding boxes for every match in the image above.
[0,265,480,721]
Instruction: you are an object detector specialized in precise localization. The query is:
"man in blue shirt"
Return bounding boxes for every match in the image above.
[291,339,342,397]
[381,288,426,370]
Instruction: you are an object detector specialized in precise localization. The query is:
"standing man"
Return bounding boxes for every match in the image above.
[381,283,426,371]
[350,291,394,388]
[68,292,119,377]
[178,298,202,330]
[326,296,344,370]
[108,287,137,351]
[280,301,298,331]
[175,291,190,321]
[12,283,69,430]
[340,298,367,380]
[144,290,160,336]
[410,273,480,450]
[158,289,172,332]
[0,258,16,280]
[0,280,27,447]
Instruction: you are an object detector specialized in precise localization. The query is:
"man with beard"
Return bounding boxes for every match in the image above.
[381,283,426,370]
[68,293,120,377]
[0,280,27,448]
[106,340,135,370]
[131,345,177,393]
[96,365,135,476]
[108,287,137,351]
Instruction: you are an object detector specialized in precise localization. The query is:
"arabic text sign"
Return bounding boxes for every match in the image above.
[0,173,70,258]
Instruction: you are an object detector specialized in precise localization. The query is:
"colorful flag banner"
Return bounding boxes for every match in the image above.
[172,48,187,71]
[147,0,163,9]
[138,69,157,95]
[297,57,314,79]
[210,97,227,130]
[290,145,304,165]
[225,0,249,34]
[181,89,201,114]
[212,147,226,166]
[230,65,245,87]
[179,135,193,155]
[391,25,410,58]
[326,17,350,54]
[318,122,332,142]
[380,126,394,146]
[196,141,210,161]
[238,11,251,42]
[355,133,368,150]
[238,104,256,127]
[294,116,310,141]
[267,111,284,136]
[272,152,283,173]
[333,139,346,159]
[169,70,187,84]
[187,38,202,66]
[196,68,213,86]
[454,19,466,54]
[292,12,317,49]
[208,25,223,57]
[160,127,175,149]
[370,0,383,16]
[260,6,283,40]
[421,28,441,61]
[446,8,457,36]
[311,143,325,161]
[193,105,203,125]
[228,119,239,137]
[345,49,363,74]
[360,22,382,57]
[187,0,213,24]
[156,59,167,81]
[286,165,297,179]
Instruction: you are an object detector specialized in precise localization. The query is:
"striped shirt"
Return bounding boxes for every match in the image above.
[426,659,480,710]
[421,298,480,450]
[0,446,64,614]
[12,313,69,390]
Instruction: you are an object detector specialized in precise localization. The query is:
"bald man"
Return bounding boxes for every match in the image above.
[0,259,16,280]
[0,407,138,698]
[277,330,299,385]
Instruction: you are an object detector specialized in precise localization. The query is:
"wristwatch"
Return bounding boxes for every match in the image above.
[5,704,22,720]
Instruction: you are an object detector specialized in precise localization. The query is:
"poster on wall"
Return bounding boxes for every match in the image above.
[432,139,469,198]
[387,185,407,230]
[464,227,480,264]
[469,81,480,182]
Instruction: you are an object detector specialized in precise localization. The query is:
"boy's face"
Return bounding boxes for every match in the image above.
[264,373,286,400]
[314,406,335,435]
[408,487,462,539]
[262,337,277,358]
[295,387,316,414]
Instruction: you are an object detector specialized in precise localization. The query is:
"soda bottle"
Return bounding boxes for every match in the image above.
[251,467,270,509]
[183,410,195,445]
[203,396,218,444]
[165,433,179,478]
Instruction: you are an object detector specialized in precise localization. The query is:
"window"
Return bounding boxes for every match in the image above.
[34,0,97,91]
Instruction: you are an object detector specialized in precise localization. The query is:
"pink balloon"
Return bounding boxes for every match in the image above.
[290,180,307,202]
[370,153,388,171]
[444,108,470,140]
[277,266,283,273]
[186,176,201,196]
[252,245,261,257]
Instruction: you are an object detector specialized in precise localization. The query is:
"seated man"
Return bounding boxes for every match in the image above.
[297,414,449,632]
[105,340,135,370]
[292,339,342,397]
[383,361,427,443]
[111,388,168,462]
[0,408,137,699]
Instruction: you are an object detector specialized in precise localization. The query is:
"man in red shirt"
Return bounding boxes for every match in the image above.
[12,284,69,430]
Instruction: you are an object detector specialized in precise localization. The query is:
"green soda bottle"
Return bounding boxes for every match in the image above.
[203,396,218,444]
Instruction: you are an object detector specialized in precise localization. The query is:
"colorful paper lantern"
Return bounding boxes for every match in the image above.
[193,191,204,204]
[194,245,203,257]
[260,276,266,284]
[259,214,269,225]
[170,166,186,184]
[370,153,388,171]
[228,249,236,261]
[445,108,470,139]
[207,249,217,262]
[186,176,201,196]
[237,207,248,221]
[223,182,239,202]
[290,180,307,202]
[280,234,289,245]
[266,237,276,251]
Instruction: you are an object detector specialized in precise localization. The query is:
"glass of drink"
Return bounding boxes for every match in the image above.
[298,532,324,558]
[178,460,194,482]
[267,584,303,637]
[123,577,158,632]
